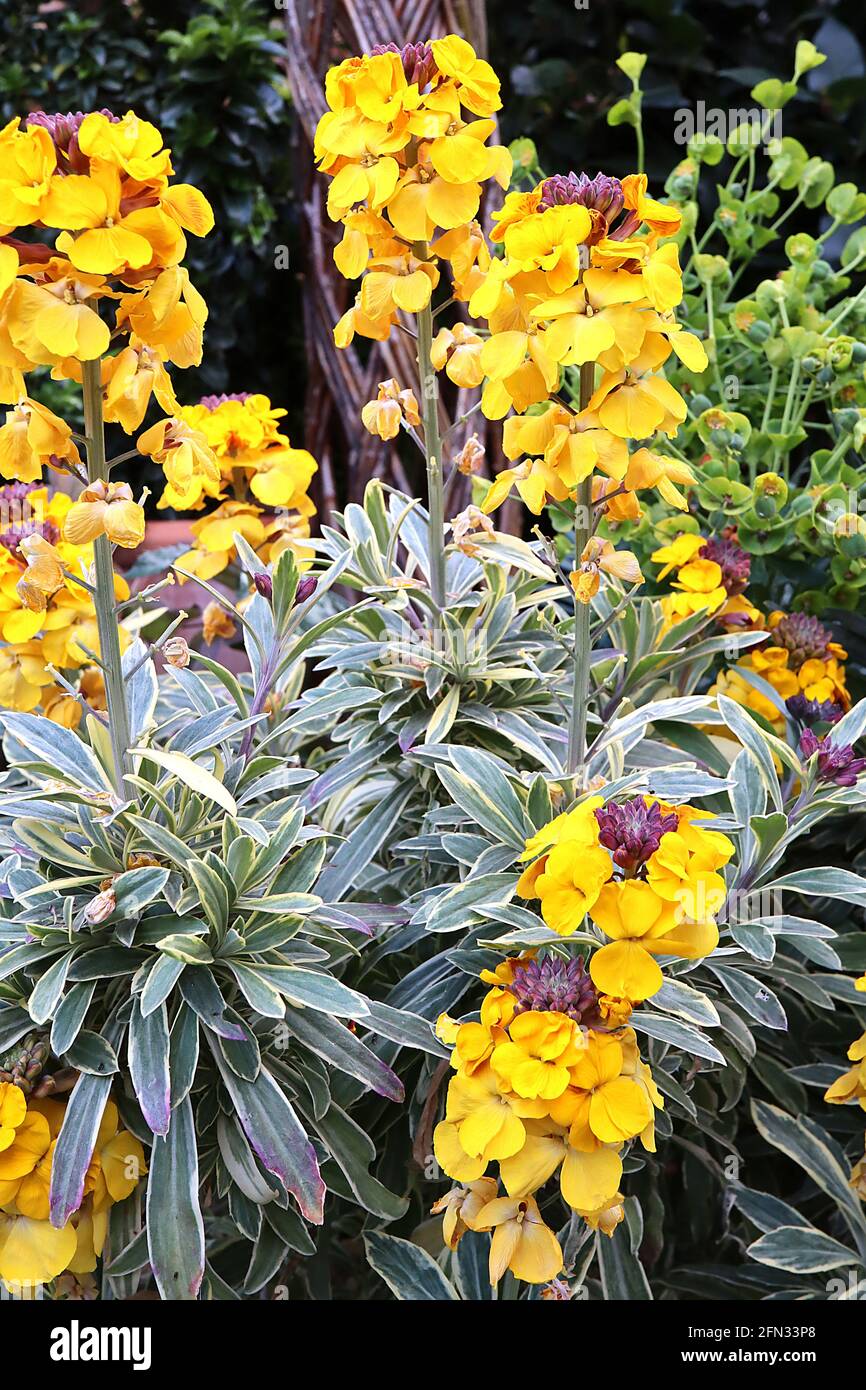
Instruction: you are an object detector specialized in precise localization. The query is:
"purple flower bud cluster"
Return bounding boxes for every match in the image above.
[0,517,60,558]
[786,694,844,727]
[0,481,37,505]
[537,171,625,223]
[771,612,835,665]
[253,573,317,605]
[595,796,679,875]
[25,109,118,174]
[507,955,600,1024]
[198,392,252,410]
[799,729,866,788]
[701,536,751,594]
[369,41,437,88]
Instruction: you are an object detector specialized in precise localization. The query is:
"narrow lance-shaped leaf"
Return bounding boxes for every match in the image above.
[363,1232,459,1301]
[50,1071,113,1227]
[283,1004,403,1100]
[147,1096,205,1300]
[129,999,171,1137]
[210,1043,325,1225]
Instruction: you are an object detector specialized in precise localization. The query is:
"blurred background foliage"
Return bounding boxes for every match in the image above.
[497,0,866,194]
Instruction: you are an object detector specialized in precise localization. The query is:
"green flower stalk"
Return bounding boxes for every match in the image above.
[416,296,447,613]
[82,358,133,793]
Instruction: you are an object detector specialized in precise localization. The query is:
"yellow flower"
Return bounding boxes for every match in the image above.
[63,479,145,548]
[490,1010,585,1101]
[176,500,268,583]
[567,1032,653,1144]
[499,1120,623,1213]
[120,266,208,369]
[532,273,647,370]
[202,601,237,646]
[626,449,695,511]
[6,271,110,364]
[48,163,156,276]
[431,221,490,301]
[361,377,421,440]
[429,35,502,116]
[360,252,439,317]
[570,536,641,605]
[577,1192,626,1237]
[502,403,628,491]
[0,397,81,483]
[430,322,484,388]
[102,345,179,433]
[246,445,318,511]
[824,1033,866,1110]
[481,458,568,517]
[0,1209,77,1287]
[473,1193,562,1286]
[589,883,677,1001]
[0,1083,51,1204]
[431,1177,498,1250]
[434,1064,531,1181]
[502,203,592,286]
[15,533,65,611]
[88,1100,147,1214]
[333,294,394,347]
[76,110,173,182]
[138,416,221,510]
[0,118,57,227]
[591,368,687,439]
[532,838,613,935]
[0,641,55,710]
[14,1139,56,1220]
[260,510,314,569]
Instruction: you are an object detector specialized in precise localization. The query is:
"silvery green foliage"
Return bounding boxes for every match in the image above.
[0,547,440,1301]
[278,482,764,904]
[729,1100,866,1297]
[272,489,866,1283]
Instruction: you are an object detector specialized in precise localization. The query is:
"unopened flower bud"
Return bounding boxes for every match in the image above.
[253,572,273,600]
[85,886,116,924]
[163,636,190,668]
[455,433,485,475]
[295,575,318,605]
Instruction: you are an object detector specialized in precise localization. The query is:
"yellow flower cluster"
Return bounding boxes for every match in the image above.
[314,36,509,342]
[0,482,126,719]
[652,531,760,632]
[162,392,317,583]
[715,609,849,735]
[431,795,733,1286]
[474,173,704,534]
[824,1027,866,1113]
[432,954,662,1285]
[824,982,866,1202]
[0,108,232,584]
[0,109,213,393]
[0,1085,144,1288]
[517,795,733,1002]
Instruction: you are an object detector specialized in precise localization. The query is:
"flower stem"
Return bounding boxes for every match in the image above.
[81,358,132,794]
[415,295,446,611]
[565,355,595,782]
